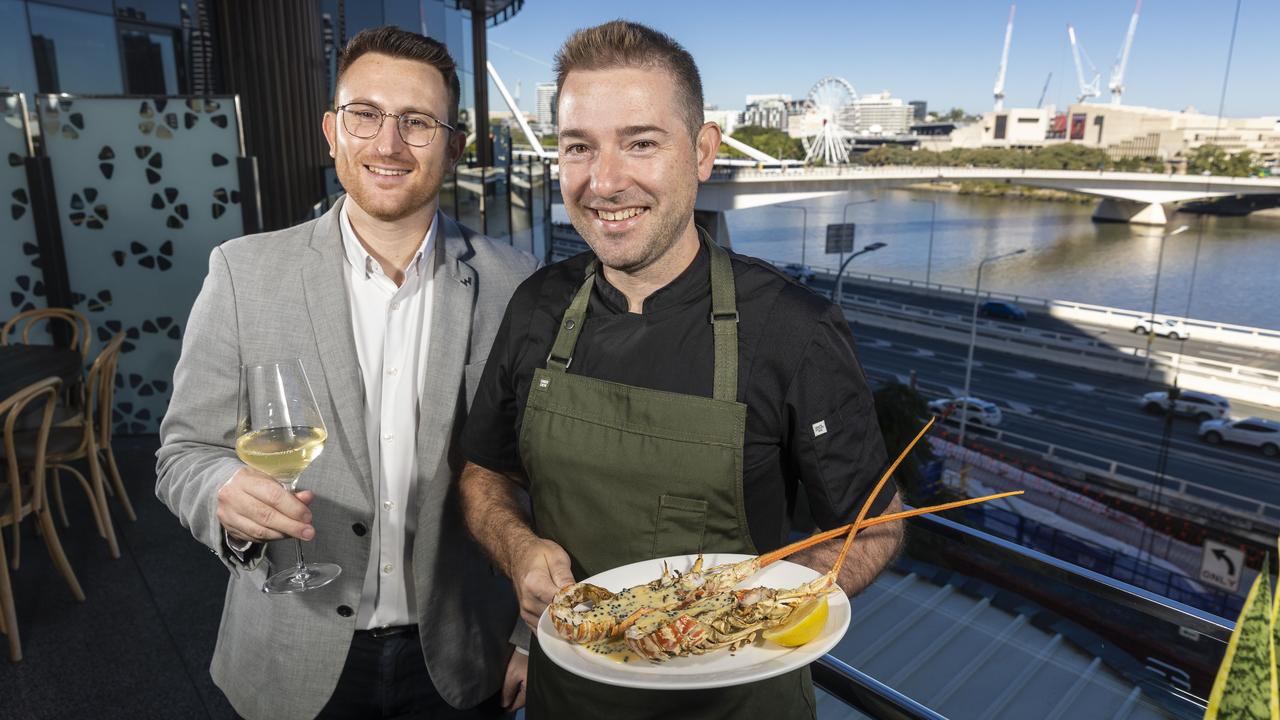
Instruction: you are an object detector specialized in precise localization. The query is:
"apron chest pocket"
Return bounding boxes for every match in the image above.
[651,494,708,558]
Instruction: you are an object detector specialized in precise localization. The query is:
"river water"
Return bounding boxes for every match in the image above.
[724,189,1280,331]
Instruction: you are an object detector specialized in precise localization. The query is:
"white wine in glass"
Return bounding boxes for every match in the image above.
[237,360,341,594]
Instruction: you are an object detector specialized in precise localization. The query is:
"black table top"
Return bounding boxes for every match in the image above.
[0,345,84,401]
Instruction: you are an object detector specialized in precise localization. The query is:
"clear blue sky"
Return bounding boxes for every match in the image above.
[488,0,1277,119]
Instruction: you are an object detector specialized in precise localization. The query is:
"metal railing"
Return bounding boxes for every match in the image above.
[809,512,1231,718]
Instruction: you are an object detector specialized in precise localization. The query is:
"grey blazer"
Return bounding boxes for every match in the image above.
[156,198,537,720]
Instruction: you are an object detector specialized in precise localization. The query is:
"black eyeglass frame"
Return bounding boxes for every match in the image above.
[334,102,456,147]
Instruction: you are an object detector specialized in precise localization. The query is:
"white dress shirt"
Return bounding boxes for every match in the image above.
[339,202,436,630]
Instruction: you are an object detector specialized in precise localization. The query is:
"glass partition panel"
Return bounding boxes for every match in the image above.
[39,94,245,433]
[0,94,43,319]
[823,513,1228,719]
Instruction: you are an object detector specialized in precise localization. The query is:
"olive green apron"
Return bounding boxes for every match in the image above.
[519,237,816,720]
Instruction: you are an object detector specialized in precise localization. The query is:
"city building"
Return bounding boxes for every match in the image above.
[848,91,914,136]
[742,94,790,131]
[1062,103,1280,167]
[703,105,740,136]
[535,80,556,129]
[949,106,1056,148]
[909,100,928,123]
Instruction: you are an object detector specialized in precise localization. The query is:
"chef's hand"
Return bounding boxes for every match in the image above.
[512,537,575,630]
[217,467,315,543]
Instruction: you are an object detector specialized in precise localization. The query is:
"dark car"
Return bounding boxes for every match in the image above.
[781,263,815,285]
[978,301,1027,321]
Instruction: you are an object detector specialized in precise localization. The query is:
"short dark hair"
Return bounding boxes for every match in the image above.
[336,26,461,125]
[554,20,704,138]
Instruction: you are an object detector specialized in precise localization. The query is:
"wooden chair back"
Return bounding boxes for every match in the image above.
[1,377,60,520]
[1,308,92,362]
[86,333,125,450]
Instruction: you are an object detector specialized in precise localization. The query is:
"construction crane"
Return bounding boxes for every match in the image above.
[992,3,1016,111]
[1067,24,1102,104]
[1036,72,1052,109]
[1109,0,1142,105]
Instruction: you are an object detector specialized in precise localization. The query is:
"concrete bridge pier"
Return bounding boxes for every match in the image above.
[695,209,733,248]
[1091,198,1169,225]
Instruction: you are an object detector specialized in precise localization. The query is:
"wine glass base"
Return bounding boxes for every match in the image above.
[263,562,342,594]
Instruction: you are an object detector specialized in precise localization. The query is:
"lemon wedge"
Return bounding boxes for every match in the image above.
[762,596,829,647]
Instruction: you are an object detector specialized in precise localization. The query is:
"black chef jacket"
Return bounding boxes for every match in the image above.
[461,242,892,552]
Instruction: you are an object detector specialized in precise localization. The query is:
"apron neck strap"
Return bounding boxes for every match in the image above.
[546,233,740,403]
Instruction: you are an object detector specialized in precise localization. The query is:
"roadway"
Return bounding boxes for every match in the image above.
[817,274,1279,372]
[839,307,1280,512]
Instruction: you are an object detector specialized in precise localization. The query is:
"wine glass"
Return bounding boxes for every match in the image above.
[235,359,341,594]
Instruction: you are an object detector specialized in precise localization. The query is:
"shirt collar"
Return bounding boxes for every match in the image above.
[338,200,436,281]
[594,240,711,315]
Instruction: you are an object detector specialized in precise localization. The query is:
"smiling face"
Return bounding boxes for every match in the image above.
[322,52,462,224]
[557,66,719,275]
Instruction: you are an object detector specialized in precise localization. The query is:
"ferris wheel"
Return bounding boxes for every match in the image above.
[803,76,857,165]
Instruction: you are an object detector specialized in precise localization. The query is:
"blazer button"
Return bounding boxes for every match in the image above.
[352,522,367,537]
[336,605,354,618]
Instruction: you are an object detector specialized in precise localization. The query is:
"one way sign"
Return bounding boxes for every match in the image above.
[1200,539,1244,592]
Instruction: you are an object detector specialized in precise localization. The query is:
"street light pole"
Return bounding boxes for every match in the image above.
[833,242,888,307]
[1143,224,1190,373]
[840,197,877,279]
[911,197,937,287]
[958,248,1026,447]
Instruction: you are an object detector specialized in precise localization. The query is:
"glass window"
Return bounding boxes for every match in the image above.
[343,1,383,36]
[28,3,124,94]
[0,1,37,99]
[119,25,179,94]
[382,0,419,32]
[33,0,113,12]
[113,0,179,25]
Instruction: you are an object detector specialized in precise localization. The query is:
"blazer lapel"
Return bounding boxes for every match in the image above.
[417,215,476,502]
[301,198,373,505]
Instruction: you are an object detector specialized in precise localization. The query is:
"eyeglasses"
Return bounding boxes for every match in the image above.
[335,102,455,147]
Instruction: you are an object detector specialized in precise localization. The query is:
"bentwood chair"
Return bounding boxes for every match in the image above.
[0,376,86,662]
[1,308,93,363]
[46,333,128,561]
[2,307,93,428]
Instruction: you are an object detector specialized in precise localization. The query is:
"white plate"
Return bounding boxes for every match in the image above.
[535,553,850,690]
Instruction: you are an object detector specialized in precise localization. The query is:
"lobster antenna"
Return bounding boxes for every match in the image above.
[830,417,934,578]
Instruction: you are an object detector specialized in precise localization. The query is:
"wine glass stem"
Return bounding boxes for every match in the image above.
[293,538,308,576]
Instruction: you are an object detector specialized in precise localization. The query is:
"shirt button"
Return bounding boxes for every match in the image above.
[383,500,395,511]
[390,302,400,311]
[336,605,354,618]
[382,563,394,574]
[383,432,394,442]
[386,367,399,376]
[351,522,367,537]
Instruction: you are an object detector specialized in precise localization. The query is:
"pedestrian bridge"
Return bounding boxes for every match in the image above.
[695,165,1280,226]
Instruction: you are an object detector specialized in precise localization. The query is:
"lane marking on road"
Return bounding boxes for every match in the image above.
[895,373,913,386]
[1013,370,1037,380]
[1005,401,1035,415]
[915,348,936,357]
[1071,383,1097,392]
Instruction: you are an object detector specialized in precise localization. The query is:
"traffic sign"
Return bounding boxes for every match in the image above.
[1199,539,1244,592]
[826,223,855,254]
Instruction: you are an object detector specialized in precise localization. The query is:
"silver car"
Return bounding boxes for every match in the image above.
[1199,417,1280,457]
[928,397,1003,427]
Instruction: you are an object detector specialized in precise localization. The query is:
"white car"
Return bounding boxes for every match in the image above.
[928,397,1003,428]
[1199,417,1280,457]
[1132,317,1191,340]
[1140,390,1230,422]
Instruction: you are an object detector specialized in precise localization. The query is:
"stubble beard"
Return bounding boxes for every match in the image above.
[336,154,438,223]
[575,185,696,276]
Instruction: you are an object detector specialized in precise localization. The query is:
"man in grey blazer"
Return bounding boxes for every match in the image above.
[156,27,535,719]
